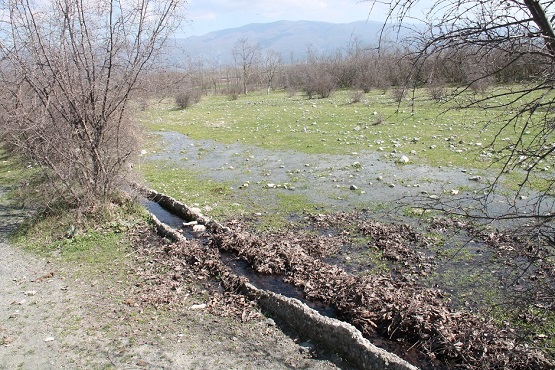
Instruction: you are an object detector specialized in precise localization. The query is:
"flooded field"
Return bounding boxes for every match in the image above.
[146,130,546,220]
[139,129,554,367]
[138,89,554,368]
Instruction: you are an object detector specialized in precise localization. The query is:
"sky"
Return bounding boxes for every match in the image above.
[181,0,427,37]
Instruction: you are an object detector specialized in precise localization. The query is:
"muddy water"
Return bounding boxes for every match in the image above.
[142,197,337,317]
[147,131,548,220]
[144,131,554,314]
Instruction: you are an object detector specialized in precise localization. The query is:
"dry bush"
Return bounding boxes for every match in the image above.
[175,89,201,109]
[225,84,243,100]
[426,82,448,101]
[391,87,408,103]
[0,0,180,210]
[350,90,365,103]
[303,71,336,99]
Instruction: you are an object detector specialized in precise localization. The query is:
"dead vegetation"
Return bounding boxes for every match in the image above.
[128,209,553,369]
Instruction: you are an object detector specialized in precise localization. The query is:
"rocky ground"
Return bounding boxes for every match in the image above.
[0,187,349,370]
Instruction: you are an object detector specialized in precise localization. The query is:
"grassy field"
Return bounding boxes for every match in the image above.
[139,88,532,169]
[137,87,554,221]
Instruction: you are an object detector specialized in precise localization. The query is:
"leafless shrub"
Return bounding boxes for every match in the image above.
[426,82,448,102]
[350,90,365,104]
[303,72,336,99]
[286,86,297,97]
[0,0,181,210]
[468,75,495,95]
[391,87,407,103]
[175,89,201,109]
[226,84,243,100]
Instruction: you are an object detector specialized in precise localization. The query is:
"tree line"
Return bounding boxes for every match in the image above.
[148,35,546,106]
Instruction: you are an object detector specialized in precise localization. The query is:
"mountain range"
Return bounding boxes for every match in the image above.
[165,20,405,66]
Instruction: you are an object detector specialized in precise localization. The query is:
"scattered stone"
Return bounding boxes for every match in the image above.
[190,207,202,215]
[349,185,358,191]
[388,183,396,188]
[1,336,14,346]
[8,310,19,319]
[190,303,207,310]
[469,176,481,181]
[192,224,206,233]
[24,290,37,296]
[451,189,460,195]
[398,155,410,164]
[183,221,198,226]
[265,318,276,327]
[44,337,55,342]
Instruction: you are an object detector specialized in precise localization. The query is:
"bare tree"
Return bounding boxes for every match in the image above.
[0,0,181,209]
[232,38,260,94]
[261,49,282,94]
[370,1,555,219]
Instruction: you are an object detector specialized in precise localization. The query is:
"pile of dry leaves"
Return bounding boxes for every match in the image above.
[129,210,553,369]
[129,223,261,321]
[209,215,552,370]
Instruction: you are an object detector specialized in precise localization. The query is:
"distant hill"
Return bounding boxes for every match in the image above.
[164,20,405,66]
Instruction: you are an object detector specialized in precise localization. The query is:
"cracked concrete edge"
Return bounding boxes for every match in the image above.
[139,185,419,370]
[242,283,418,370]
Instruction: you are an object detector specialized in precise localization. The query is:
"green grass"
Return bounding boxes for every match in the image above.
[0,146,148,271]
[139,88,548,170]
[10,201,147,268]
[0,148,40,189]
[139,160,246,219]
[137,87,554,224]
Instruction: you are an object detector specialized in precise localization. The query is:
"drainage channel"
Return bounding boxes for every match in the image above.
[137,185,419,370]
[141,198,337,318]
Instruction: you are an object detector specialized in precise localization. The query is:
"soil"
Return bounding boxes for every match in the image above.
[0,187,350,370]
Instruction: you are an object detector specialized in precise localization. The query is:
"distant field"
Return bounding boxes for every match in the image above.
[137,87,555,223]
[140,88,530,168]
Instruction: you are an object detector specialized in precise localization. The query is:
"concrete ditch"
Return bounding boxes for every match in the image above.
[135,185,419,370]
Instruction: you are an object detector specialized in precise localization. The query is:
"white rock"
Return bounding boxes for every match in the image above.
[190,303,207,310]
[398,155,410,164]
[192,225,206,233]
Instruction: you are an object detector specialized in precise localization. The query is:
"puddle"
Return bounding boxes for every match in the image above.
[146,131,552,220]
